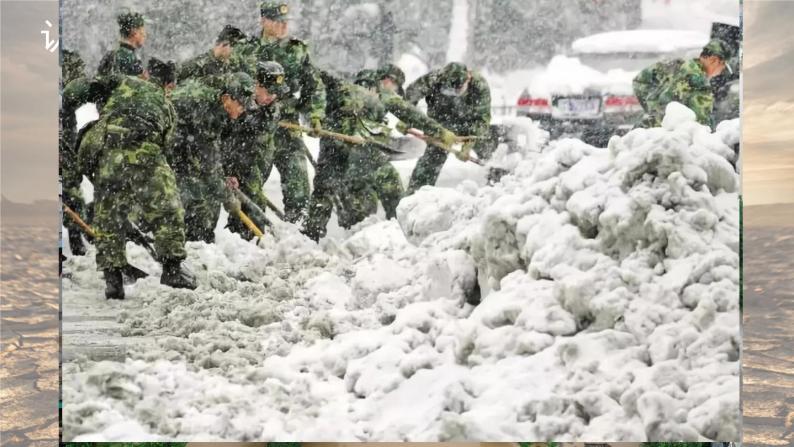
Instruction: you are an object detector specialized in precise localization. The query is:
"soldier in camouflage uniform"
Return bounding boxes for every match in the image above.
[633,39,731,129]
[302,69,355,241]
[98,11,147,78]
[168,72,256,243]
[221,61,290,239]
[405,62,491,194]
[60,50,89,255]
[232,1,326,223]
[302,68,455,241]
[177,25,248,82]
[92,59,195,299]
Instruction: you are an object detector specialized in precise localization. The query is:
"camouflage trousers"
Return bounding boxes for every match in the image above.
[345,142,403,226]
[76,120,107,183]
[61,150,88,254]
[263,125,311,223]
[406,133,488,195]
[178,175,224,243]
[93,139,187,270]
[303,138,350,241]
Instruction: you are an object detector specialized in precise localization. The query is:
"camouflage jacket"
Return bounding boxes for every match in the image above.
[168,79,232,180]
[405,69,491,136]
[233,35,325,121]
[326,82,388,140]
[318,76,450,144]
[100,76,176,151]
[61,75,122,159]
[633,58,714,128]
[378,88,447,140]
[221,101,281,180]
[177,50,244,82]
[97,42,144,77]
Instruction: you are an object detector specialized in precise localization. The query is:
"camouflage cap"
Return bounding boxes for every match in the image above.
[377,64,405,87]
[260,1,290,21]
[701,38,731,60]
[256,60,290,96]
[439,62,468,88]
[117,11,145,35]
[354,69,378,88]
[222,72,255,104]
[216,25,247,46]
[147,58,176,86]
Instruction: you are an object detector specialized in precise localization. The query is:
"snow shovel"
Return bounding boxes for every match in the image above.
[62,205,150,281]
[224,189,265,240]
[232,188,276,228]
[385,135,426,161]
[237,209,264,240]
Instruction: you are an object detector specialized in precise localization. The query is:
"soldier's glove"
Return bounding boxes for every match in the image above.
[223,188,242,215]
[455,141,474,162]
[440,129,457,148]
[223,177,241,213]
[395,121,409,134]
[308,117,323,138]
[225,176,239,190]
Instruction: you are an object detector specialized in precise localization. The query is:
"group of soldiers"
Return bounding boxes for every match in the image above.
[60,2,739,301]
[60,2,492,300]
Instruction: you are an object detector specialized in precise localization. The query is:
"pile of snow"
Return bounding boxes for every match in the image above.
[571,30,708,55]
[62,103,740,441]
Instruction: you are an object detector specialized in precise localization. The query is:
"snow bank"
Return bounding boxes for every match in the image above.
[62,103,739,441]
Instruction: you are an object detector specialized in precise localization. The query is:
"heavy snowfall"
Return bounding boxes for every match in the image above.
[61,0,741,442]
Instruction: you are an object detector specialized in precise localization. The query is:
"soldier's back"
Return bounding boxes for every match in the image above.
[177,51,239,82]
[170,80,227,177]
[335,83,386,131]
[103,76,173,145]
[97,43,143,77]
[423,69,489,130]
[171,79,221,122]
[635,58,711,126]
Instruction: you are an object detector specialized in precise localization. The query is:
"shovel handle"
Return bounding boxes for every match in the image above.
[63,205,96,239]
[237,209,264,239]
[278,121,365,145]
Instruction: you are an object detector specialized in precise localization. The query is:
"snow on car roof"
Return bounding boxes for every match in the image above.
[528,55,635,97]
[572,29,709,55]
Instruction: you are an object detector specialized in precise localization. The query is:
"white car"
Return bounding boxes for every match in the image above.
[517,29,709,146]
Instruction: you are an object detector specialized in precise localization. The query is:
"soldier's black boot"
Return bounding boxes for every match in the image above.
[68,231,86,256]
[104,269,125,300]
[121,263,149,284]
[160,259,197,290]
